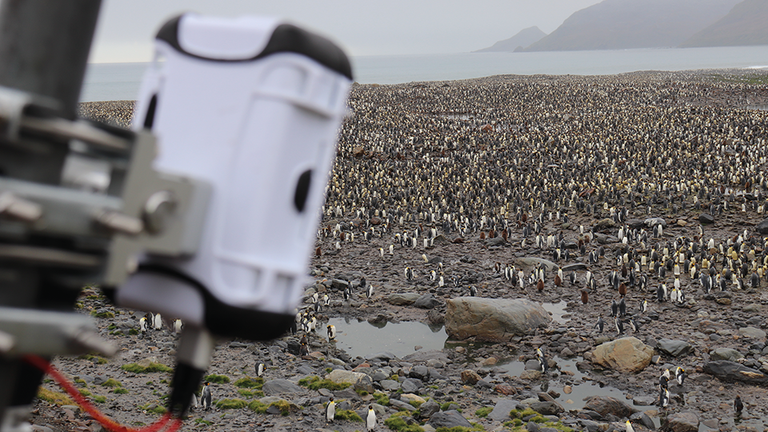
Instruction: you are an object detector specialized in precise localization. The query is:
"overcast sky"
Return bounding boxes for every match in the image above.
[90,0,603,63]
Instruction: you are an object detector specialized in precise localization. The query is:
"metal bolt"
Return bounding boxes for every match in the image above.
[94,209,143,235]
[143,190,177,234]
[0,191,43,222]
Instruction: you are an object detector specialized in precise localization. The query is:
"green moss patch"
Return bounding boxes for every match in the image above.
[37,388,74,406]
[204,374,230,384]
[335,409,363,422]
[297,376,351,391]
[215,398,248,410]
[121,362,173,373]
[233,377,263,389]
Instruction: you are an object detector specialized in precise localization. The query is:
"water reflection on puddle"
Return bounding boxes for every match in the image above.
[542,300,569,324]
[328,317,447,359]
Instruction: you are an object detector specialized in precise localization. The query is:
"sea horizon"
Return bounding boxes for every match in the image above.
[81,45,768,102]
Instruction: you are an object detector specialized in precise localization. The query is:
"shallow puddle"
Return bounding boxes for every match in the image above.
[328,317,447,358]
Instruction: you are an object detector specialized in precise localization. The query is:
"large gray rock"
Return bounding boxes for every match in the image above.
[656,339,693,357]
[262,379,304,395]
[326,370,374,393]
[661,411,699,432]
[709,348,743,362]
[583,396,637,418]
[402,350,450,364]
[387,293,420,306]
[418,399,440,419]
[756,216,768,234]
[530,401,563,416]
[428,410,472,429]
[414,293,441,309]
[516,257,559,272]
[703,360,768,384]
[445,297,551,341]
[401,378,423,393]
[739,326,766,340]
[592,337,654,373]
[488,399,518,422]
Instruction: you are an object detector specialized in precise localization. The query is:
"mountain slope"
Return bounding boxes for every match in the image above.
[681,0,768,47]
[524,0,740,52]
[474,26,547,52]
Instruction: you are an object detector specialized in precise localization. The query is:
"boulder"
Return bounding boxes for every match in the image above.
[428,410,472,429]
[418,399,440,419]
[738,326,766,340]
[445,297,551,342]
[516,257,559,272]
[592,337,654,373]
[530,401,563,416]
[699,213,715,224]
[262,379,304,395]
[488,399,518,422]
[661,411,699,432]
[703,360,768,384]
[414,293,441,309]
[402,350,450,364]
[583,396,637,418]
[387,293,420,306]
[401,378,422,393]
[756,216,768,234]
[709,348,743,362]
[656,339,693,357]
[460,370,481,385]
[326,370,374,393]
[630,412,656,430]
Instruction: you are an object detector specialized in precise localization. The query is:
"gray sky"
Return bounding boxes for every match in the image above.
[90,0,603,63]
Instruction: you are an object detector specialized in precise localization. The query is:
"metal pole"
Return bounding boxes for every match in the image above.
[0,1,102,429]
[0,0,101,120]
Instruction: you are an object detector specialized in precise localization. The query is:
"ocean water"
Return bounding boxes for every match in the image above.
[80,46,768,102]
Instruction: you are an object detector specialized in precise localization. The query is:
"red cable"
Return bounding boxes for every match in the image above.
[24,355,183,432]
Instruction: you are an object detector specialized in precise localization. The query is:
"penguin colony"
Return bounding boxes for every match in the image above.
[306,71,768,424]
[74,71,768,429]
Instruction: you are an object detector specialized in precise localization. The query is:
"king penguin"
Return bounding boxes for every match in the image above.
[201,382,212,410]
[367,405,376,431]
[326,397,336,423]
[327,324,336,341]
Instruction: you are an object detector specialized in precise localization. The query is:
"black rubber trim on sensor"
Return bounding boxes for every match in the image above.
[156,15,352,80]
[135,263,296,341]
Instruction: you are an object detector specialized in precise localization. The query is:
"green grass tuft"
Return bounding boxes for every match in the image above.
[37,388,74,406]
[204,374,230,384]
[215,398,248,410]
[373,392,390,406]
[335,409,363,422]
[101,378,122,388]
[233,377,263,389]
[112,388,129,394]
[90,310,115,319]
[297,376,351,391]
[93,395,107,404]
[79,354,108,364]
[121,362,173,373]
[384,413,424,432]
[475,407,492,418]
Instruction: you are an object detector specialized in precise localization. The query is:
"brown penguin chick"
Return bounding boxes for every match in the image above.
[537,279,545,292]
[501,230,508,242]
[554,274,562,287]
[489,228,495,238]
[479,232,486,240]
[581,289,589,304]
[621,264,628,278]
[619,283,627,297]
[315,247,322,257]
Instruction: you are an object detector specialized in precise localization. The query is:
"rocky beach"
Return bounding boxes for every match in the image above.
[28,70,768,432]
